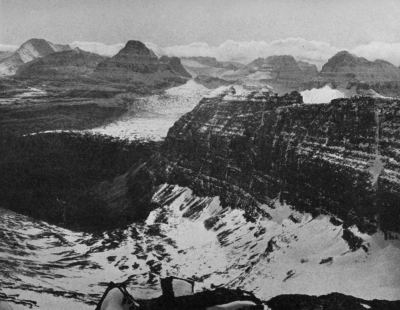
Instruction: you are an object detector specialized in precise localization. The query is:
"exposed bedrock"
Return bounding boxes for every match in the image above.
[101,90,400,234]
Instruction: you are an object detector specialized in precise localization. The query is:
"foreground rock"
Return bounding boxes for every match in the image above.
[267,293,400,310]
[101,88,400,235]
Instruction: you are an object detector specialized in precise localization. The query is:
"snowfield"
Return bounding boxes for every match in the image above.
[89,81,210,141]
[1,184,399,309]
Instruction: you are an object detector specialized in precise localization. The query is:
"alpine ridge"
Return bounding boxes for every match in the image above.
[0,38,71,76]
[101,88,400,236]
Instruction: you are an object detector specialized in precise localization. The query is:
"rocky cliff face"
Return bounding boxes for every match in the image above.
[102,89,400,236]
[16,48,107,78]
[319,51,400,96]
[94,40,190,88]
[0,38,71,76]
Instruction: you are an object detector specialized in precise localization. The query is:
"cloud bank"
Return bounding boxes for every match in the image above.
[160,38,341,69]
[0,44,19,52]
[70,38,400,69]
[351,41,400,67]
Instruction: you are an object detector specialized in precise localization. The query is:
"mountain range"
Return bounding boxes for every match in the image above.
[0,38,70,76]
[1,37,400,309]
[0,39,191,91]
[2,38,400,96]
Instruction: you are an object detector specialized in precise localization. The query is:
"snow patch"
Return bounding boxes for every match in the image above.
[301,85,346,104]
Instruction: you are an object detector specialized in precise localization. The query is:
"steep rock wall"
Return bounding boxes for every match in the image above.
[102,91,400,234]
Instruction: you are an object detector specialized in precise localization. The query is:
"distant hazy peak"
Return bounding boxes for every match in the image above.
[0,38,71,76]
[116,40,158,59]
[322,50,400,73]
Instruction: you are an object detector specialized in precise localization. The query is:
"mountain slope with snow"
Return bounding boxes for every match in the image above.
[1,182,399,309]
[0,38,71,76]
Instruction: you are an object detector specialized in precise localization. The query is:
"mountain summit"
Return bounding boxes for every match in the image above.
[321,50,400,82]
[94,40,191,89]
[0,38,71,76]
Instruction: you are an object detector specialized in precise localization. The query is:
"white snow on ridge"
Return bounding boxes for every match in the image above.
[301,85,346,104]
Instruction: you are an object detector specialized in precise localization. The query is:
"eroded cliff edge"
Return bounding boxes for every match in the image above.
[101,89,400,236]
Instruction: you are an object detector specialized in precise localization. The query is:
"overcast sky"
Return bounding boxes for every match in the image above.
[1,0,400,48]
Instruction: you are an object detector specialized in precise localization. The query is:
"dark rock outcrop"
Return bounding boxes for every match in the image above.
[267,292,400,310]
[101,90,400,235]
[0,38,71,76]
[94,40,190,89]
[17,48,107,79]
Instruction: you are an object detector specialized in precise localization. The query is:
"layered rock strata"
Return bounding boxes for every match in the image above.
[101,89,400,235]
